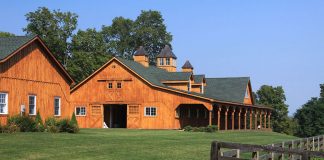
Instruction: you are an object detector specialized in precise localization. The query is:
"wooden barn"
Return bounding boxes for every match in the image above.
[0,36,272,130]
[70,45,272,130]
[0,35,74,124]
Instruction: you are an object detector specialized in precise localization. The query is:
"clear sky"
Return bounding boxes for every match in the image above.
[1,0,324,115]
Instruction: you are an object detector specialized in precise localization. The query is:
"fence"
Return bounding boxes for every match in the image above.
[210,135,324,160]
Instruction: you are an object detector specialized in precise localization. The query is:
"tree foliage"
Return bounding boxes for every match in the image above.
[0,31,15,37]
[255,85,291,134]
[294,84,324,137]
[24,7,78,66]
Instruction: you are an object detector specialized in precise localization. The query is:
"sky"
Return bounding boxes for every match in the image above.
[1,0,324,115]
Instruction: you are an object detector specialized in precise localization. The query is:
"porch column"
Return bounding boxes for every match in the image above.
[225,106,229,130]
[231,107,235,130]
[238,108,242,130]
[209,110,212,126]
[244,108,247,130]
[249,109,253,130]
[255,109,258,130]
[268,112,271,129]
[217,105,222,130]
[264,111,267,129]
[259,110,263,129]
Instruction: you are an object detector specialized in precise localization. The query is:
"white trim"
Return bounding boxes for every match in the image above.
[144,107,157,117]
[75,106,86,116]
[54,97,61,116]
[28,95,36,115]
[0,92,8,114]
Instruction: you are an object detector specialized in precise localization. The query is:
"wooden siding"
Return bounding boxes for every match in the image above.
[0,41,71,124]
[70,59,212,129]
[243,84,253,105]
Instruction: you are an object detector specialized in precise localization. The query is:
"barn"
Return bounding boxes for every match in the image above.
[0,35,74,124]
[70,45,272,130]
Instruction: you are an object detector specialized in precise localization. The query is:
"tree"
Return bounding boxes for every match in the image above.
[102,17,135,59]
[133,10,172,63]
[256,85,291,134]
[68,28,111,83]
[0,31,15,37]
[24,7,78,66]
[294,84,324,137]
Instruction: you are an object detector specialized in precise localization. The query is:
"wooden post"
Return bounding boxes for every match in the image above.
[255,110,258,130]
[271,144,275,160]
[259,110,263,129]
[312,137,315,151]
[244,109,247,130]
[317,136,320,151]
[225,106,229,130]
[210,141,220,160]
[264,111,267,129]
[289,141,294,160]
[268,112,271,129]
[236,149,240,158]
[252,151,259,160]
[279,142,284,160]
[238,108,241,130]
[217,106,221,131]
[209,110,212,126]
[249,109,253,130]
[231,107,235,130]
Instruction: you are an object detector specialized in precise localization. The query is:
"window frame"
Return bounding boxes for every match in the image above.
[0,92,8,114]
[28,95,36,115]
[117,82,122,89]
[75,106,86,116]
[159,58,164,65]
[166,58,170,65]
[144,107,157,117]
[108,82,113,89]
[54,97,61,116]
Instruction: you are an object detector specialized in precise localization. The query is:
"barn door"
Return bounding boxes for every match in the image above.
[90,104,103,128]
[127,105,141,129]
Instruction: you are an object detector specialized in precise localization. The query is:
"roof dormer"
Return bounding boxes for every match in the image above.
[133,46,149,67]
[156,45,177,72]
[182,60,194,73]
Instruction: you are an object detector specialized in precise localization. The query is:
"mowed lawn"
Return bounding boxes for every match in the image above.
[0,129,297,160]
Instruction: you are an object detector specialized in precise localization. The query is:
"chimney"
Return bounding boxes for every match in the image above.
[182,60,193,73]
[133,46,149,67]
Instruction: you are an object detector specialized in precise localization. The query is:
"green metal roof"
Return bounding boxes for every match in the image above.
[116,57,249,103]
[0,35,36,60]
[193,75,205,84]
[204,77,250,103]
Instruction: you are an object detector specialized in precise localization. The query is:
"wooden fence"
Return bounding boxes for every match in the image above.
[210,135,324,160]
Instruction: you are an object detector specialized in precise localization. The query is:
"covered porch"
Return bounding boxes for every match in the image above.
[176,103,272,131]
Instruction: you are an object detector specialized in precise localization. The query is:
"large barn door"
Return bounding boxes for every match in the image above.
[127,104,141,129]
[90,104,103,128]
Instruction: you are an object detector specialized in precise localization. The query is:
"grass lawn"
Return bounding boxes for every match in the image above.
[0,129,297,160]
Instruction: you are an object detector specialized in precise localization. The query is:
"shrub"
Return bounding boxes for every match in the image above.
[2,123,20,133]
[45,117,59,133]
[7,114,36,132]
[35,111,45,132]
[57,119,70,132]
[67,112,79,133]
[183,125,192,131]
[206,125,218,132]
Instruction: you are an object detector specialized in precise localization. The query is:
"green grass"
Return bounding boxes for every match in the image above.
[0,129,297,160]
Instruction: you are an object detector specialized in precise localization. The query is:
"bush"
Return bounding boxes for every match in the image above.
[67,112,79,133]
[35,111,45,132]
[184,125,218,133]
[7,115,36,132]
[57,119,70,132]
[2,123,20,133]
[45,117,59,133]
[183,125,192,131]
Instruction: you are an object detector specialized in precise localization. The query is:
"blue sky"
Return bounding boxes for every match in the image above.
[1,0,324,115]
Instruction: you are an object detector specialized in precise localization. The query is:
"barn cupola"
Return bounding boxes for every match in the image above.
[133,46,149,67]
[182,60,194,73]
[156,45,177,72]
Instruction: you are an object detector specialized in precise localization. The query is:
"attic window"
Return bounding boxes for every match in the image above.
[166,58,170,65]
[245,89,249,98]
[159,58,164,65]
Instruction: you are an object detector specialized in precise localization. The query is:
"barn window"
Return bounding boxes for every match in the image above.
[166,58,170,65]
[108,82,113,89]
[128,105,139,115]
[0,93,8,114]
[76,106,86,116]
[159,58,164,65]
[245,89,249,98]
[28,95,36,115]
[144,107,157,117]
[117,82,122,88]
[54,97,61,116]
